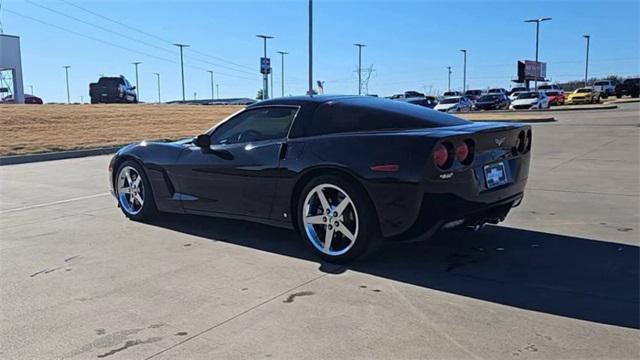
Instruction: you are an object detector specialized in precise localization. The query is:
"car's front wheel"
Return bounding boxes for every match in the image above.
[115,160,157,221]
[297,176,379,263]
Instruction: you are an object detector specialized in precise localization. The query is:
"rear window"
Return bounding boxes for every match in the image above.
[97,78,123,86]
[306,97,468,136]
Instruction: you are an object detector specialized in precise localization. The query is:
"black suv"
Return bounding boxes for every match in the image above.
[90,76,138,104]
[615,78,640,98]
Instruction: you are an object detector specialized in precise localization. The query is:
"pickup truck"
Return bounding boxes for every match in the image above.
[592,80,616,98]
[615,78,640,98]
[89,76,137,104]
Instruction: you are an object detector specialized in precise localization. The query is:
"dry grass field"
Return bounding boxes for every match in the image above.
[0,104,552,156]
[0,104,242,155]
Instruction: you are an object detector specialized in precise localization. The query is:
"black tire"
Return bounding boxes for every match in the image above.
[90,98,98,104]
[115,160,157,221]
[296,175,381,263]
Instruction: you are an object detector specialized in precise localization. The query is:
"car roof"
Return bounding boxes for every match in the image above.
[248,95,359,108]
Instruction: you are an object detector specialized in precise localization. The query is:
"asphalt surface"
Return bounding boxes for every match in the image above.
[1,104,639,359]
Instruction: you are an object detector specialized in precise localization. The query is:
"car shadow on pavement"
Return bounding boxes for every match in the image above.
[147,213,639,330]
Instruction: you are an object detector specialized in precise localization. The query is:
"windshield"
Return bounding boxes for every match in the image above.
[517,92,539,99]
[443,92,458,96]
[488,89,502,93]
[465,90,482,96]
[97,78,122,86]
[594,81,608,86]
[539,85,553,90]
[546,91,559,96]
[479,95,500,101]
[576,88,592,93]
[440,97,460,104]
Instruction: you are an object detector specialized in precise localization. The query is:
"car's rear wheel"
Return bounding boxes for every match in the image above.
[297,176,379,263]
[115,160,157,221]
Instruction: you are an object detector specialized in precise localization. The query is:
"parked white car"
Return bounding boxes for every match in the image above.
[434,96,473,112]
[509,91,525,102]
[509,91,550,110]
[592,80,616,97]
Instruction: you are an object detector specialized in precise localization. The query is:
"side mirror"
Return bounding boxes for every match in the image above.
[194,134,211,148]
[131,86,136,90]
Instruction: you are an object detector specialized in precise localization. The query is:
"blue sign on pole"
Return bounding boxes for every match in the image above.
[260,57,271,74]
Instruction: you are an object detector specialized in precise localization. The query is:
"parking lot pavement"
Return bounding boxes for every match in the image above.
[1,104,638,359]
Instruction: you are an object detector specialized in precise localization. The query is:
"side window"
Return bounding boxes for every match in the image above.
[210,107,297,145]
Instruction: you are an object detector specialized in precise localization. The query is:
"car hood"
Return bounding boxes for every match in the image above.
[434,103,457,110]
[511,98,538,105]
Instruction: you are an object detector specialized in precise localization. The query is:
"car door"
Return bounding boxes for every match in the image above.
[172,106,299,219]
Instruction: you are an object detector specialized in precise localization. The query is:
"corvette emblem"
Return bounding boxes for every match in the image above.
[494,137,506,147]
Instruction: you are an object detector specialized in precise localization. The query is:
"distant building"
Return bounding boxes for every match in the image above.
[0,34,25,104]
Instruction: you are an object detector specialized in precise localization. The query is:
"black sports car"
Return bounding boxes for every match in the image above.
[109,95,531,263]
[474,94,511,110]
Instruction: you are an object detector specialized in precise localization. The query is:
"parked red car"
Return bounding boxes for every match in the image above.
[545,90,564,106]
[0,94,44,104]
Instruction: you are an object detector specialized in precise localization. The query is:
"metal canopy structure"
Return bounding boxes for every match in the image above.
[0,34,25,103]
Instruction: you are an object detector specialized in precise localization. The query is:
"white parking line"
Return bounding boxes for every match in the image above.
[0,192,111,214]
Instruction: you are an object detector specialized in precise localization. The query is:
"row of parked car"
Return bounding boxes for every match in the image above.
[390,78,640,113]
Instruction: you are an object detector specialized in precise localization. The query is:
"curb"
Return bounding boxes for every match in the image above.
[0,146,122,166]
[548,105,617,111]
[476,105,617,114]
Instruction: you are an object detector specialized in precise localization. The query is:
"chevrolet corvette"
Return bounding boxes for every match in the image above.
[109,95,531,263]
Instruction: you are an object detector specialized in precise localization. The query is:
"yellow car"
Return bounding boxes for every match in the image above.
[565,87,601,104]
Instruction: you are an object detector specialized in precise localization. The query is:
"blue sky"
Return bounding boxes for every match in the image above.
[2,0,639,103]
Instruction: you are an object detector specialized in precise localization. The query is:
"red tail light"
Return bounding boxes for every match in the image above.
[455,142,469,162]
[433,143,449,168]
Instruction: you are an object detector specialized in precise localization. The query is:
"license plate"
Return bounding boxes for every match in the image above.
[484,162,508,189]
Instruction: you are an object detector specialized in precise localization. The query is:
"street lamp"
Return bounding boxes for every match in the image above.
[28,85,33,95]
[256,34,274,100]
[354,43,366,95]
[459,50,467,93]
[131,62,141,99]
[583,35,590,87]
[216,84,219,99]
[277,51,288,97]
[153,72,160,103]
[63,65,71,104]
[447,66,452,92]
[173,43,189,101]
[308,0,313,95]
[207,70,215,100]
[524,17,552,90]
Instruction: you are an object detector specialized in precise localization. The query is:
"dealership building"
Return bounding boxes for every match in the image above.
[0,34,25,104]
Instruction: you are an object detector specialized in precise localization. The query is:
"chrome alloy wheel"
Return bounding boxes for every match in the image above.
[302,183,359,256]
[117,165,144,215]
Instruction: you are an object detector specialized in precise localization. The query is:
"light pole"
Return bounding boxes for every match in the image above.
[173,43,189,101]
[354,43,366,95]
[216,84,219,99]
[63,65,71,104]
[256,35,274,100]
[459,50,467,93]
[308,0,313,95]
[270,72,274,98]
[153,72,160,103]
[207,70,214,100]
[277,51,288,97]
[583,34,590,87]
[447,66,452,91]
[132,62,141,99]
[524,17,552,90]
[28,85,33,95]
